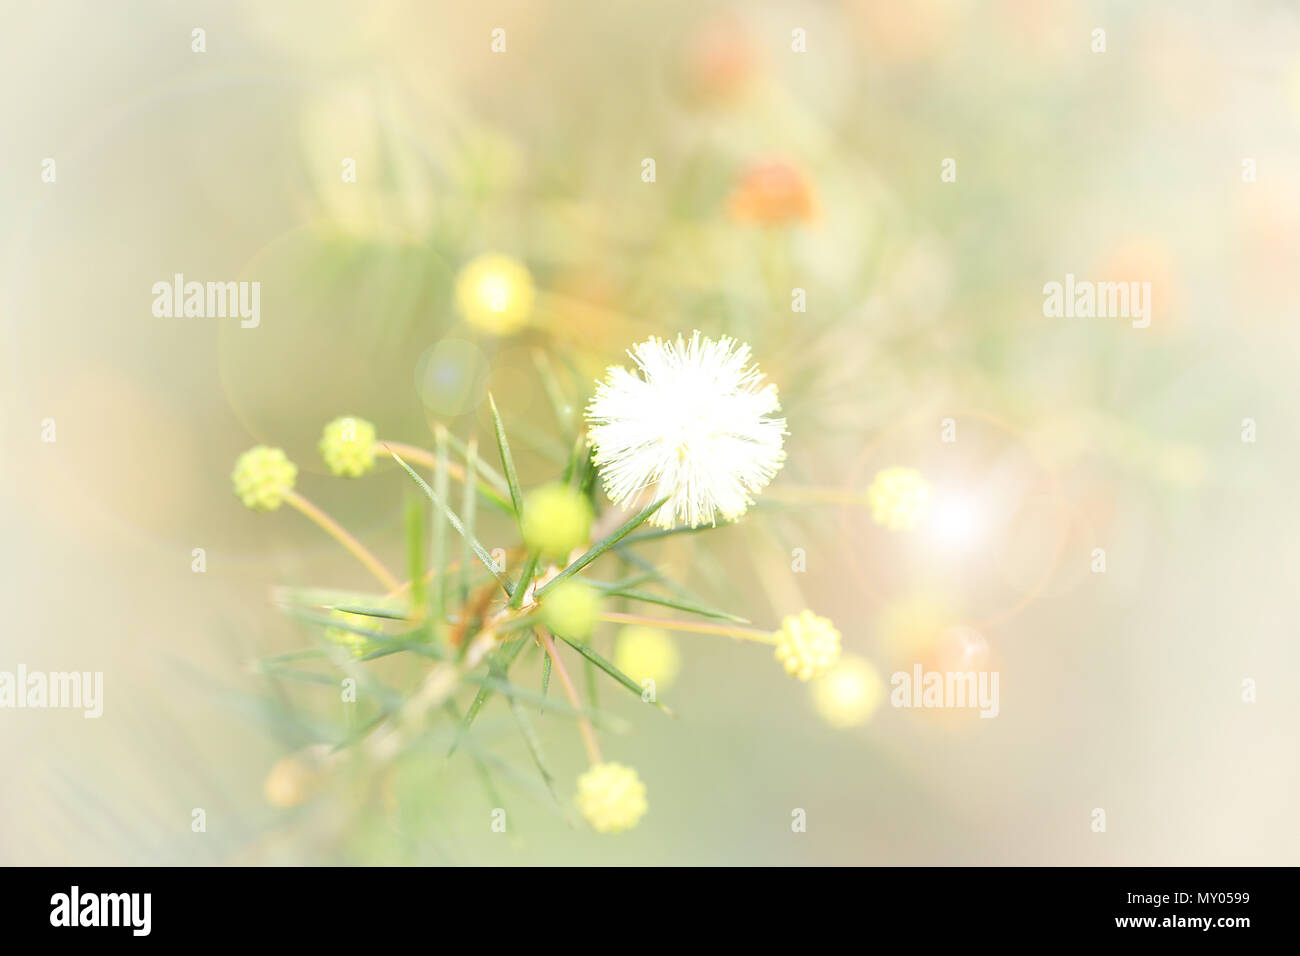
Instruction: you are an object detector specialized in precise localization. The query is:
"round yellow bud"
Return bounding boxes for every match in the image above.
[232,446,297,511]
[773,609,841,681]
[540,579,602,640]
[521,483,593,558]
[614,626,681,690]
[575,762,648,834]
[318,416,377,477]
[454,253,535,336]
[812,655,886,728]
[325,608,378,658]
[866,466,932,531]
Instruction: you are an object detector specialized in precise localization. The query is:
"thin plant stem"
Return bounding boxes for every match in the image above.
[285,490,402,592]
[378,442,463,479]
[599,610,776,644]
[538,629,602,765]
[431,426,450,630]
[382,548,522,602]
[509,551,539,610]
[459,439,477,605]
[379,440,513,514]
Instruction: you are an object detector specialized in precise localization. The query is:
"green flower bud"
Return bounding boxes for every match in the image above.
[319,416,377,477]
[232,446,297,511]
[575,762,647,834]
[541,579,602,640]
[325,608,378,658]
[521,483,593,558]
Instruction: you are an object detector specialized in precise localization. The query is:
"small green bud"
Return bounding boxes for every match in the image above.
[326,608,377,658]
[319,416,377,477]
[232,446,297,511]
[521,483,593,558]
[541,579,602,640]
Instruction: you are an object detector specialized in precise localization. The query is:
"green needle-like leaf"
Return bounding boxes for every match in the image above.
[540,650,552,717]
[604,588,750,623]
[354,640,448,663]
[561,431,586,485]
[460,438,478,606]
[555,633,675,716]
[463,674,622,725]
[441,428,510,498]
[534,496,669,598]
[446,634,530,757]
[281,607,393,642]
[506,695,561,805]
[488,393,525,522]
[330,605,411,621]
[613,548,707,603]
[431,426,450,633]
[509,550,540,610]
[388,445,511,595]
[585,570,661,591]
[404,496,428,621]
[443,699,508,817]
[577,445,597,498]
[621,521,734,546]
[584,656,599,709]
[532,348,575,431]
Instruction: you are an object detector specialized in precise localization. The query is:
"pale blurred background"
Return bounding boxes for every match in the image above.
[2,0,1299,864]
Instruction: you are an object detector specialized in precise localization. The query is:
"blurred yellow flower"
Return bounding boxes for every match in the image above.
[541,579,602,640]
[231,446,297,511]
[812,655,886,728]
[575,762,648,833]
[454,253,535,335]
[614,626,681,689]
[774,610,841,681]
[866,466,932,531]
[521,483,593,558]
[318,416,377,477]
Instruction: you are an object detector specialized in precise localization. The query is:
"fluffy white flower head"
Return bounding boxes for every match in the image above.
[586,332,786,529]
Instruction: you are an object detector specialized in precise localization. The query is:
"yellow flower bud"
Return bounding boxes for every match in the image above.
[521,483,593,558]
[325,608,378,658]
[232,446,297,511]
[614,626,681,690]
[540,579,602,640]
[773,609,841,681]
[319,416,377,477]
[866,466,932,531]
[575,762,648,833]
[812,655,886,728]
[454,253,535,336]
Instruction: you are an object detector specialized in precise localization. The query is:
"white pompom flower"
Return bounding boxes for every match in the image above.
[585,332,787,529]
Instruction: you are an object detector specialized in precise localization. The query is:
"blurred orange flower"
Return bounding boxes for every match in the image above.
[726,160,819,226]
[682,13,758,103]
